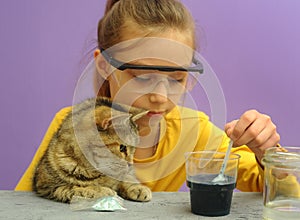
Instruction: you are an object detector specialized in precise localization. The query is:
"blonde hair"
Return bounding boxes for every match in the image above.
[96,0,196,97]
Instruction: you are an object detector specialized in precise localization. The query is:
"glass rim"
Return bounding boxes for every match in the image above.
[263,146,300,165]
[184,151,241,161]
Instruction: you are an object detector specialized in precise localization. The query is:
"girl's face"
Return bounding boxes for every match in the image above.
[105,30,195,129]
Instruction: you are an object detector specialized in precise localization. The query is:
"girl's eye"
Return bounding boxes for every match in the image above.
[120,144,127,153]
[134,75,151,82]
[168,77,185,84]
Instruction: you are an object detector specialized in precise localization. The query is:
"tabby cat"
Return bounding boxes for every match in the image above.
[33,97,152,203]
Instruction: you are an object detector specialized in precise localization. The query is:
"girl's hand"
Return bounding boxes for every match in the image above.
[224,109,280,162]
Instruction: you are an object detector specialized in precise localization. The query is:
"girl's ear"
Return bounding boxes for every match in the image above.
[94,49,111,79]
[94,49,100,58]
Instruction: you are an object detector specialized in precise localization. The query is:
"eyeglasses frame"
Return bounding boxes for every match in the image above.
[100,48,204,74]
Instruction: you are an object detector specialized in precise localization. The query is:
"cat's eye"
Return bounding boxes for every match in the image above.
[120,144,127,153]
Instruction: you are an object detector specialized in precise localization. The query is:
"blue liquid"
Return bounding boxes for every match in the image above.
[187,174,236,216]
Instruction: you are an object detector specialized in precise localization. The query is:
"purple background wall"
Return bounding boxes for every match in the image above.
[1,0,300,190]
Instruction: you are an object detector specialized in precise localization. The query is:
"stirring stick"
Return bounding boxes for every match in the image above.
[212,139,234,183]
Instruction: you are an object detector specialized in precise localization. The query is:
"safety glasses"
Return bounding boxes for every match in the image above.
[100,48,203,95]
[100,48,204,74]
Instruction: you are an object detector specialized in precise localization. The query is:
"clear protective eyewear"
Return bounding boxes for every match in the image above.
[100,48,204,95]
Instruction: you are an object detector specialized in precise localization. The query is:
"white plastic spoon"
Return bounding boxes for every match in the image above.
[212,139,233,183]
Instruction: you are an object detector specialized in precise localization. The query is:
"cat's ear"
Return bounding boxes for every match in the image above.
[98,114,131,130]
[100,118,112,130]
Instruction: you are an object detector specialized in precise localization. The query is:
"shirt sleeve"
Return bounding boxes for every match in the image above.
[14,107,72,191]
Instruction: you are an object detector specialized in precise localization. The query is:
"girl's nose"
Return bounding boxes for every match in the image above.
[149,82,169,103]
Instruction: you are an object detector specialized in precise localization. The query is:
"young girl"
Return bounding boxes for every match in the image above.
[16,0,279,192]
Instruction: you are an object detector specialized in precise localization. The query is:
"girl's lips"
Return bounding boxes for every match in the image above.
[147,111,164,117]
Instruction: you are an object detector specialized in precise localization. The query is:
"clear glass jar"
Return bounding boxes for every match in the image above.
[262,146,300,220]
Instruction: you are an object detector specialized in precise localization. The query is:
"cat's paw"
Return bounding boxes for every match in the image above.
[93,186,117,198]
[73,186,117,199]
[125,184,152,202]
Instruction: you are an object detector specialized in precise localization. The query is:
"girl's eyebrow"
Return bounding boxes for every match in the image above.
[126,69,160,76]
[169,71,188,78]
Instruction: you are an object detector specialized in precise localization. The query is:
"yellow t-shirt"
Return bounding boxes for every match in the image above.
[15,106,264,192]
